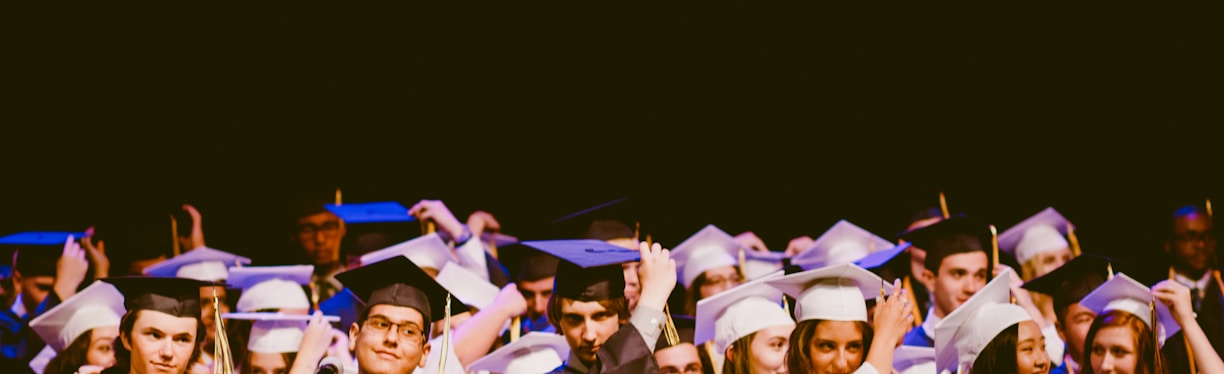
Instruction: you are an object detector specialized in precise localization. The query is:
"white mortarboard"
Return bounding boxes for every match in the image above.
[29,281,125,352]
[222,313,340,353]
[792,220,893,271]
[434,261,500,310]
[227,265,314,313]
[1079,272,1179,344]
[696,271,794,353]
[998,207,1072,265]
[360,233,457,271]
[934,268,1031,374]
[893,346,936,374]
[142,246,251,281]
[671,225,741,288]
[767,263,892,323]
[742,250,787,281]
[466,332,571,374]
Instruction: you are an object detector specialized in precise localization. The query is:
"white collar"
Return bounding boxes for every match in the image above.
[921,306,940,340]
[9,292,27,319]
[1173,270,1213,291]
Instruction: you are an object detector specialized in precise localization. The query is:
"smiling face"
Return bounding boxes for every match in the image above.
[1015,320,1051,373]
[927,251,989,318]
[348,304,430,374]
[123,311,200,374]
[809,320,866,374]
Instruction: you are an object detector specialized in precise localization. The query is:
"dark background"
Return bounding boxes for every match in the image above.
[3,3,1220,275]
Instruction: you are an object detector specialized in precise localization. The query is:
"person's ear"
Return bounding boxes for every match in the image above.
[419,341,431,368]
[920,268,935,286]
[348,322,360,351]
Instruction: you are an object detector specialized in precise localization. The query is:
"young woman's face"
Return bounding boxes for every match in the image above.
[749,325,794,374]
[1090,326,1138,374]
[1015,320,1051,373]
[248,352,290,374]
[698,266,743,299]
[808,320,864,374]
[86,326,120,368]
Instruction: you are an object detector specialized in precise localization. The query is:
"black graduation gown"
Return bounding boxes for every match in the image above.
[548,323,659,374]
[1162,273,1224,374]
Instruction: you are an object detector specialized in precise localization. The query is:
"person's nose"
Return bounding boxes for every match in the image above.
[582,320,598,342]
[1100,354,1115,372]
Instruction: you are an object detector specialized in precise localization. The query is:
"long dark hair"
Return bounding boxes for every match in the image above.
[971,323,1018,374]
[44,331,96,374]
[785,320,873,374]
[1082,310,1166,374]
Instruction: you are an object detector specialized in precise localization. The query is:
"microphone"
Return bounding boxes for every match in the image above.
[315,356,343,374]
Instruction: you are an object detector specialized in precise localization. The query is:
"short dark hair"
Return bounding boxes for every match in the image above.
[546,294,630,331]
[971,323,1018,374]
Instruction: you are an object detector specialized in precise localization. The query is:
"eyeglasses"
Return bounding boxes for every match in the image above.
[702,274,743,289]
[298,221,341,238]
[364,316,424,343]
[660,363,703,374]
[1174,231,1216,244]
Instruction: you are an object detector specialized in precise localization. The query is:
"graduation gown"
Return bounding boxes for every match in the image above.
[1,292,61,362]
[548,323,659,374]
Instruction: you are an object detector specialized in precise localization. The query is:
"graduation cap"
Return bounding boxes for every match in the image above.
[434,262,501,310]
[697,272,794,353]
[671,225,741,288]
[227,265,313,313]
[102,276,220,319]
[853,242,914,281]
[742,250,787,282]
[520,239,640,301]
[792,220,893,271]
[934,268,1031,374]
[325,201,416,224]
[29,281,125,352]
[465,332,571,374]
[999,207,1072,265]
[142,246,251,281]
[893,345,936,374]
[222,313,340,354]
[360,233,457,272]
[551,197,640,241]
[1079,272,1180,344]
[897,215,991,272]
[0,231,85,277]
[334,255,469,325]
[767,263,892,323]
[1021,253,1117,318]
[318,289,364,330]
[497,243,560,283]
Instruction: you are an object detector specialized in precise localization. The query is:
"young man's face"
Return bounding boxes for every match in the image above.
[1167,212,1216,275]
[558,298,622,366]
[123,311,199,374]
[1057,303,1097,365]
[349,304,431,374]
[13,272,53,312]
[295,212,346,267]
[518,276,554,320]
[924,251,988,318]
[654,343,702,374]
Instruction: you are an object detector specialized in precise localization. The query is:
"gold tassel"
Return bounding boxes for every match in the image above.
[335,188,342,205]
[939,191,950,219]
[1107,262,1114,280]
[170,215,181,257]
[439,294,451,374]
[737,247,748,281]
[903,276,923,327]
[990,225,999,274]
[212,288,234,374]
[510,316,521,342]
[1208,198,1214,219]
[1067,222,1082,257]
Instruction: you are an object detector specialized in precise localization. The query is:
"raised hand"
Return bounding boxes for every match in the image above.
[1152,280,1195,324]
[183,204,206,250]
[873,278,913,346]
[54,235,89,300]
[636,241,677,312]
[733,231,770,253]
[409,200,467,242]
[80,229,109,279]
[466,210,502,240]
[290,311,332,374]
[784,235,815,257]
[491,283,528,318]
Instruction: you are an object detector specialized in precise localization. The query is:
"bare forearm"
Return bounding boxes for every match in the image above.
[452,309,514,366]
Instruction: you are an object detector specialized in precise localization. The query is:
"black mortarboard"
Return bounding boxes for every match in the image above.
[551,197,640,241]
[498,243,560,283]
[103,276,218,319]
[520,239,640,301]
[897,215,991,272]
[1021,253,1119,317]
[853,242,915,282]
[334,255,468,325]
[655,314,696,352]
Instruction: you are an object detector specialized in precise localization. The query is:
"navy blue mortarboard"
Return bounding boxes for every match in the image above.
[103,276,219,319]
[325,202,416,224]
[319,288,364,329]
[521,240,640,301]
[897,215,991,272]
[0,231,85,277]
[498,243,560,283]
[551,197,640,241]
[335,255,468,325]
